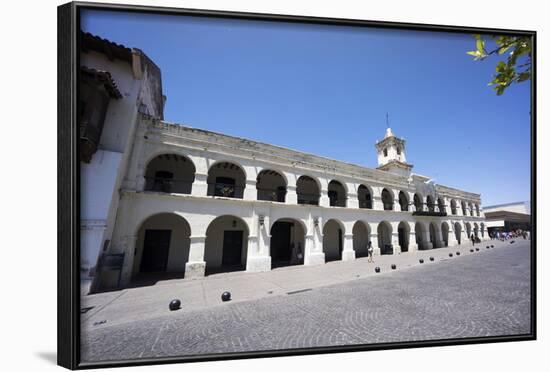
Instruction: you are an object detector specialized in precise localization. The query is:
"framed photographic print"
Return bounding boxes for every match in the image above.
[58,1,536,369]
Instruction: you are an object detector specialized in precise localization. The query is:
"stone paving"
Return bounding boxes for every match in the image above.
[81,239,531,363]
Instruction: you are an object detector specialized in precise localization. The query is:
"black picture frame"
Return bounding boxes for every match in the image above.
[58,1,537,369]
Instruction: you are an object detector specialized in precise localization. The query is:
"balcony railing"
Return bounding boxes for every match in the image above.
[383,203,394,211]
[359,200,373,209]
[144,177,193,194]
[297,193,320,206]
[257,187,286,202]
[208,182,245,198]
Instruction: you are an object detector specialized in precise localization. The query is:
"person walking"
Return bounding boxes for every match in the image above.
[470,233,475,246]
[367,241,374,263]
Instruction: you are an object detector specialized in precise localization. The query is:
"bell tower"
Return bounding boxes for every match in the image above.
[375,126,413,177]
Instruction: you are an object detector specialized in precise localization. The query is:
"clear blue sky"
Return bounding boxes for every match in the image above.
[81,9,531,206]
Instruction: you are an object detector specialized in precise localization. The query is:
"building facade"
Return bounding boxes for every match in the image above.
[79,33,487,293]
[484,201,531,235]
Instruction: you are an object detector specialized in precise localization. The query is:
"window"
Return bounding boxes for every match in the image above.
[383,148,388,157]
[397,146,401,155]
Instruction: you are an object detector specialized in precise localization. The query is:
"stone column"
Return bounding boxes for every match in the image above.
[191,173,208,197]
[119,235,138,288]
[185,236,206,278]
[304,234,325,265]
[243,179,257,200]
[347,192,359,209]
[246,235,271,272]
[286,185,298,204]
[341,234,355,261]
[392,231,401,254]
[373,196,384,211]
[408,230,419,252]
[320,189,330,207]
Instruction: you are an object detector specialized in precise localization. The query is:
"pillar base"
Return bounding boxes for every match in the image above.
[341,250,356,261]
[408,244,419,252]
[305,252,325,266]
[372,247,381,256]
[393,246,402,255]
[185,261,206,279]
[246,256,272,272]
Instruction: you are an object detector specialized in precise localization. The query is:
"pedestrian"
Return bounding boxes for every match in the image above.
[470,233,475,246]
[367,241,374,263]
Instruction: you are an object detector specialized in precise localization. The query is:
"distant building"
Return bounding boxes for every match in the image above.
[483,201,531,235]
[80,33,488,294]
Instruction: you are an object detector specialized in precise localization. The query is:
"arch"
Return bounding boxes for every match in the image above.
[415,222,427,250]
[381,188,394,210]
[270,218,306,268]
[328,180,347,207]
[474,222,479,239]
[441,222,450,247]
[426,195,435,212]
[352,221,371,258]
[475,203,480,217]
[205,215,249,275]
[429,222,439,248]
[377,221,393,255]
[454,222,462,244]
[133,213,191,279]
[461,200,467,215]
[207,161,246,199]
[451,199,458,215]
[358,184,373,209]
[465,222,472,240]
[469,202,474,216]
[414,193,423,211]
[480,222,485,238]
[257,169,287,202]
[399,191,409,211]
[323,219,345,262]
[296,175,321,205]
[144,153,196,194]
[397,221,410,252]
[437,197,445,213]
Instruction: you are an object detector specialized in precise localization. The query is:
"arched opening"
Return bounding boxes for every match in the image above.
[426,195,435,212]
[461,201,467,215]
[328,180,347,207]
[454,222,462,244]
[465,222,472,240]
[257,169,287,202]
[437,197,445,213]
[381,188,394,210]
[270,218,305,268]
[323,219,344,262]
[205,215,249,275]
[352,221,370,258]
[480,223,485,238]
[474,223,479,239]
[451,199,458,215]
[296,175,320,205]
[469,203,474,216]
[133,213,191,282]
[144,154,195,194]
[398,221,410,252]
[399,191,409,211]
[441,222,449,247]
[377,221,393,255]
[429,222,438,248]
[415,222,427,250]
[476,204,480,217]
[414,193,423,211]
[207,161,246,199]
[358,185,373,209]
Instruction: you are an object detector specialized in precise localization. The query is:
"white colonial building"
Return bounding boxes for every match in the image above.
[79,33,487,293]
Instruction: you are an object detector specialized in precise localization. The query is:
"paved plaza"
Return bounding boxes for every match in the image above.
[81,239,531,363]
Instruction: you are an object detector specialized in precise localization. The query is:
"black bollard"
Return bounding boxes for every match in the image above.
[375,267,381,273]
[476,248,479,251]
[449,253,453,257]
[169,299,181,311]
[429,256,435,261]
[456,252,460,256]
[470,249,474,252]
[491,245,494,248]
[391,264,397,270]
[419,259,424,264]
[486,246,490,249]
[221,291,231,302]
